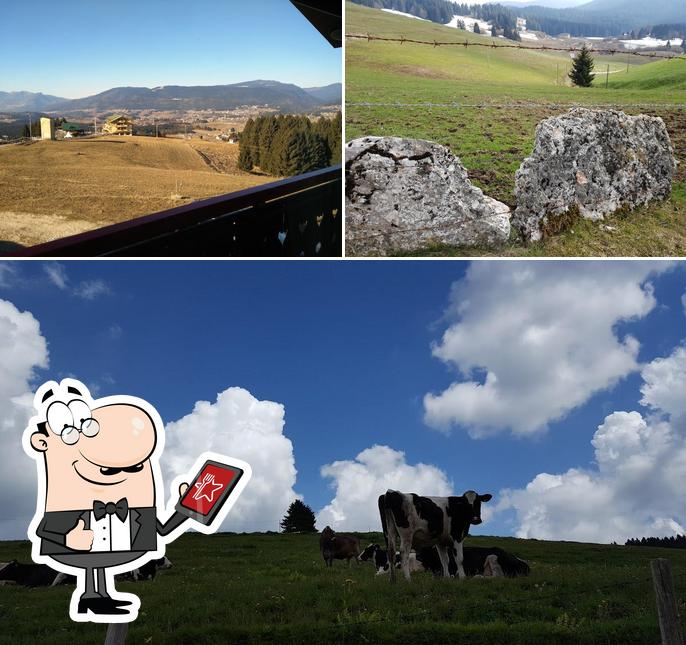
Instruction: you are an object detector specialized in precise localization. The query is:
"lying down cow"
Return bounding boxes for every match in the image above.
[359,543,529,578]
[378,489,492,581]
[320,526,361,566]
[416,545,529,578]
[0,560,62,587]
[0,557,172,587]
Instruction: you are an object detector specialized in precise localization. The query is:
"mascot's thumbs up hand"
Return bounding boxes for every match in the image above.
[66,519,94,551]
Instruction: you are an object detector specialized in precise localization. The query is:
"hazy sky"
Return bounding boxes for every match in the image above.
[0,0,341,98]
[2,260,686,544]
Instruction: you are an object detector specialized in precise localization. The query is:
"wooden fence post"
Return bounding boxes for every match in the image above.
[651,558,684,645]
[104,623,128,645]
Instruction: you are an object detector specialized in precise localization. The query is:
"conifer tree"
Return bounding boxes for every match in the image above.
[237,118,255,171]
[569,45,595,87]
[280,500,317,533]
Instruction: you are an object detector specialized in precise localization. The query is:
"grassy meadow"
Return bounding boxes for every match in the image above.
[1,532,685,644]
[345,2,686,256]
[0,136,273,250]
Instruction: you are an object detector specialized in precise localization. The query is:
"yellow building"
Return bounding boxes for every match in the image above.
[103,114,133,135]
[40,117,55,140]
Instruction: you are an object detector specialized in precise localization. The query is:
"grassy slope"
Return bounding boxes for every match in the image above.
[345,3,686,256]
[0,532,685,644]
[0,136,272,248]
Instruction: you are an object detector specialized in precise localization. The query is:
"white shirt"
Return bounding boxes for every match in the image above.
[89,510,132,552]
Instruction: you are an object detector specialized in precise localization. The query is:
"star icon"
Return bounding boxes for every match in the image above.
[192,474,224,503]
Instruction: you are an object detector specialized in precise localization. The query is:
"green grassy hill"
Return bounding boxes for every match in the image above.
[606,58,686,91]
[1,532,684,644]
[345,2,686,257]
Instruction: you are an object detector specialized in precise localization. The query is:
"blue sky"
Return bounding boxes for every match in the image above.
[0,1,341,97]
[1,260,686,542]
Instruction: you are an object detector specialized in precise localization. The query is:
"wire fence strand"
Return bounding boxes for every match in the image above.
[347,101,686,110]
[346,32,686,61]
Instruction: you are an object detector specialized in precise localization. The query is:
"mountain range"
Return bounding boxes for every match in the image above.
[0,91,68,112]
[0,80,342,113]
[517,0,686,36]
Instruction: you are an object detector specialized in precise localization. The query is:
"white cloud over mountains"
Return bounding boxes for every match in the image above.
[424,262,669,437]
[499,345,686,543]
[317,445,453,531]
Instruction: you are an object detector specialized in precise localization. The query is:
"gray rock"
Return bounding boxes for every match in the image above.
[345,137,511,256]
[513,108,676,241]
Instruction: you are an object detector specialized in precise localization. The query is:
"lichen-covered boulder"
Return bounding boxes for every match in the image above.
[345,137,511,256]
[513,109,676,241]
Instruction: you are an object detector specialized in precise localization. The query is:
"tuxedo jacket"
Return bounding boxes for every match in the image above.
[36,507,177,556]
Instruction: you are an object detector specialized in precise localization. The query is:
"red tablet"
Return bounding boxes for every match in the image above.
[175,460,245,525]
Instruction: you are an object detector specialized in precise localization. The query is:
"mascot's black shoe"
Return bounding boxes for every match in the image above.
[77,597,131,615]
[97,594,132,606]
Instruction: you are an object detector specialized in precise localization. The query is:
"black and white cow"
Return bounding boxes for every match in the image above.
[54,557,172,586]
[378,490,492,581]
[117,557,173,581]
[0,561,62,587]
[358,543,424,575]
[416,546,529,578]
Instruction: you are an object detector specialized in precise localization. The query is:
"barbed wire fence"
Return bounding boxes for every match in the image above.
[346,32,686,61]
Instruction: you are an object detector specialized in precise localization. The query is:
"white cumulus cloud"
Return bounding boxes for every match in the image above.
[424,261,669,437]
[640,345,686,418]
[498,344,686,543]
[162,387,298,533]
[317,445,453,531]
[0,299,49,539]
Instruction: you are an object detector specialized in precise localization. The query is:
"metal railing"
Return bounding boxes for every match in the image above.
[10,165,342,257]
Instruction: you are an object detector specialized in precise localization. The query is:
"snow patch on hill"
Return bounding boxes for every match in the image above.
[381,8,429,21]
[620,37,683,50]
[445,14,492,33]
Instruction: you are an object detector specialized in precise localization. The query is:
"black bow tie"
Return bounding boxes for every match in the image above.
[93,498,128,522]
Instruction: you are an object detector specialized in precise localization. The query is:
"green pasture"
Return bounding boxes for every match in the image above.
[1,532,685,644]
[345,3,686,256]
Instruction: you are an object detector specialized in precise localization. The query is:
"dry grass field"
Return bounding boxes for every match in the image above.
[0,135,274,249]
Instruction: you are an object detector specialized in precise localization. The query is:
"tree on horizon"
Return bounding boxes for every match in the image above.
[280,500,317,533]
[569,45,595,87]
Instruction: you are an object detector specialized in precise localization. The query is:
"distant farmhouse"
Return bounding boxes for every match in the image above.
[216,132,240,143]
[103,114,133,136]
[60,122,86,138]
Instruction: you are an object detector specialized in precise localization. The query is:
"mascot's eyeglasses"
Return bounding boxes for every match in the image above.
[60,418,101,445]
[46,400,101,445]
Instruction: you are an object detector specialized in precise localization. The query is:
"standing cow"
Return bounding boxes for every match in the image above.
[320,526,361,566]
[378,490,492,581]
